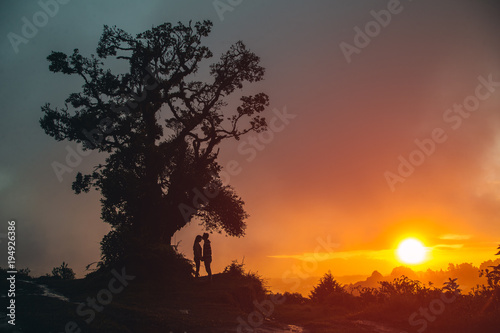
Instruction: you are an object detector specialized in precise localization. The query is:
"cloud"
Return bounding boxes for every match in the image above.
[433,244,465,249]
[439,234,472,240]
[268,249,394,262]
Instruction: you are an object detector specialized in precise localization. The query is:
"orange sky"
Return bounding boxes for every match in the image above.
[174,0,500,282]
[2,1,500,284]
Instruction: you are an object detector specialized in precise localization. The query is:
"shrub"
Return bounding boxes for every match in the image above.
[443,277,462,295]
[223,260,246,276]
[309,271,346,304]
[51,262,75,280]
[136,243,193,280]
[357,286,379,303]
[18,267,31,278]
[283,291,308,305]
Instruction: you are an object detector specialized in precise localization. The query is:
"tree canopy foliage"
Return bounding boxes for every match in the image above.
[40,21,269,266]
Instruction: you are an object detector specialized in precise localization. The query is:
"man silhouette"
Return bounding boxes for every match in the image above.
[193,235,203,278]
[202,233,212,281]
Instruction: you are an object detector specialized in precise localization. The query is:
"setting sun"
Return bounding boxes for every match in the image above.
[397,238,427,264]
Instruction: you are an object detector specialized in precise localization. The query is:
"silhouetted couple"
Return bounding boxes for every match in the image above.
[193,233,212,281]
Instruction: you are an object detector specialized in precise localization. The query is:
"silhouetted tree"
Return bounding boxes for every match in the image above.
[378,275,424,297]
[480,245,500,296]
[282,291,307,304]
[309,271,346,303]
[40,21,269,265]
[443,277,461,295]
[51,261,75,280]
